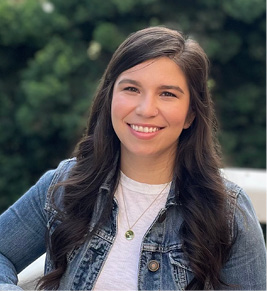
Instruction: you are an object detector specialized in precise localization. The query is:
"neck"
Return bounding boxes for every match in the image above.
[120,151,174,184]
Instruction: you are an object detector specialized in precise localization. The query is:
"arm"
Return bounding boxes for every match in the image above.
[0,169,56,289]
[219,187,266,290]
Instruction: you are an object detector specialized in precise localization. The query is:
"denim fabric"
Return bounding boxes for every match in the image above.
[0,159,266,290]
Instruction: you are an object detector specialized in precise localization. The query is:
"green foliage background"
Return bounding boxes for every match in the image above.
[0,0,266,213]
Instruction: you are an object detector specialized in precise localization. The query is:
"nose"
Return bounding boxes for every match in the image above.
[135,94,159,117]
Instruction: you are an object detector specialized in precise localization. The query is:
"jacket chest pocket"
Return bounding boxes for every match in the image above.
[70,235,112,290]
[169,251,194,290]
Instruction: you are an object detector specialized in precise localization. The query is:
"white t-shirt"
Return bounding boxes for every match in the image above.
[93,172,170,291]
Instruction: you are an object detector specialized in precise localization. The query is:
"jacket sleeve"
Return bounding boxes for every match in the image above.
[0,168,56,289]
[219,186,266,290]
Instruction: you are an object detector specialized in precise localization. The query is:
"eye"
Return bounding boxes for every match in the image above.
[161,91,177,98]
[124,86,139,93]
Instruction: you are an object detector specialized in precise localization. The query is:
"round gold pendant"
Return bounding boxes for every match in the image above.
[125,230,134,240]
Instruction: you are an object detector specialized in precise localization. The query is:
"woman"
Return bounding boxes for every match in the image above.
[0,26,266,290]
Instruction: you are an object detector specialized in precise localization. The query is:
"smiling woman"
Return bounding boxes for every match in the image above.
[111,57,194,183]
[0,26,266,291]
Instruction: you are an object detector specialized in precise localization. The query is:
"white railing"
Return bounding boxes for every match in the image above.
[17,168,266,288]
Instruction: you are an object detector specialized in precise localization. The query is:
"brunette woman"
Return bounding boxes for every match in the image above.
[0,26,266,290]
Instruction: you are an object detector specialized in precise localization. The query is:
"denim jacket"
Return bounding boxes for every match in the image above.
[0,158,266,290]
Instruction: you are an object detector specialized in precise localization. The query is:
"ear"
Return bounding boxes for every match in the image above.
[183,111,195,129]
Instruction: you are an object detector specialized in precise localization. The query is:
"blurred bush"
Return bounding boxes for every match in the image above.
[0,0,265,213]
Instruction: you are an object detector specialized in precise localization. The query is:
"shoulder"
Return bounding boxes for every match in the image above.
[223,178,243,210]
[44,158,77,213]
[39,158,77,184]
[221,168,264,222]
[222,177,264,243]
[220,179,266,289]
[223,177,258,218]
[223,177,257,220]
[50,158,77,183]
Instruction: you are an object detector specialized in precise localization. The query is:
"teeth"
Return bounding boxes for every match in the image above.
[130,124,159,133]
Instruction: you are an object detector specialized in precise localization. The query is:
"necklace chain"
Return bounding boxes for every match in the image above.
[120,181,170,240]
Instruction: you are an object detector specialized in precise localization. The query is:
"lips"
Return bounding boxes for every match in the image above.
[129,124,161,133]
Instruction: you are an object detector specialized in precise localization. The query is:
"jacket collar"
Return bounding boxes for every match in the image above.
[100,152,179,208]
[165,180,179,208]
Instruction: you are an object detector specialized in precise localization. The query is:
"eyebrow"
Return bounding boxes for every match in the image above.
[117,79,185,94]
[159,85,184,94]
[118,79,142,87]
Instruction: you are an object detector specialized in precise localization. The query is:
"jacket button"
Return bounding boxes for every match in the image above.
[148,260,160,272]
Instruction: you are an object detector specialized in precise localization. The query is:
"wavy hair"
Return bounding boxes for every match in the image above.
[37,26,232,290]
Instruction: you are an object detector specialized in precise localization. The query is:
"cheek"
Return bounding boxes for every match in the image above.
[111,96,126,130]
[111,94,134,121]
[167,108,190,127]
[111,97,122,118]
[111,99,118,128]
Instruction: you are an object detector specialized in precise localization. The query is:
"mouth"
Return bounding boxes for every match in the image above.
[128,124,162,133]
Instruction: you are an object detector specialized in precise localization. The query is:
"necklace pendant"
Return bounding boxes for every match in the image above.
[125,229,134,240]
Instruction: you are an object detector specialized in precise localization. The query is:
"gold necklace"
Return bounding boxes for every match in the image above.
[121,182,170,240]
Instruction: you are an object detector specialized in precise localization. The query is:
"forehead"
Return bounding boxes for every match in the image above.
[121,59,158,74]
[115,57,189,93]
[117,57,185,78]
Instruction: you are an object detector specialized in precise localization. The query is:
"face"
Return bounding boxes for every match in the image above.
[111,57,194,161]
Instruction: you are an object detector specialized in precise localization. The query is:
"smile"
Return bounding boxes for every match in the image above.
[130,124,161,133]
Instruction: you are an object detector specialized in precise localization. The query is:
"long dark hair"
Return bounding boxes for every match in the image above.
[37,26,232,290]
